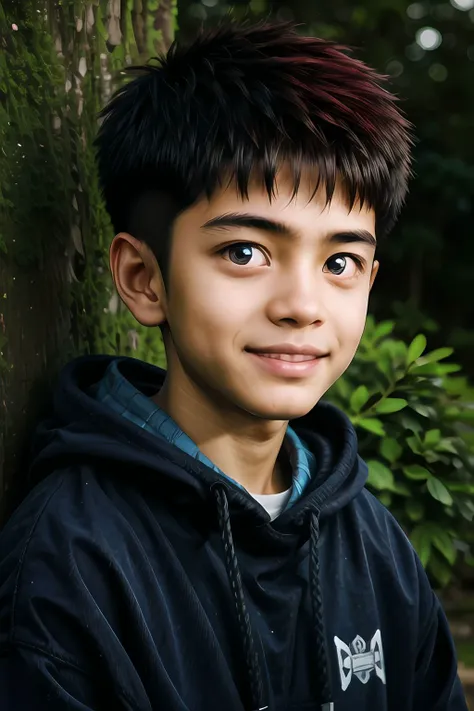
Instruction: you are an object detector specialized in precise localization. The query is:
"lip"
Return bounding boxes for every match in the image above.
[246,344,328,357]
[246,348,328,378]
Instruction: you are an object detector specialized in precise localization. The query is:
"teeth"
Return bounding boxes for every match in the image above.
[260,353,316,362]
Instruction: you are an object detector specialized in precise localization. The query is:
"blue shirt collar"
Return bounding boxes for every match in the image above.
[94,358,316,509]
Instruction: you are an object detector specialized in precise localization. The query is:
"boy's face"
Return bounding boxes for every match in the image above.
[117,167,378,422]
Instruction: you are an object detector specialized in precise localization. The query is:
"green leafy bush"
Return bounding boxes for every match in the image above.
[327,316,474,588]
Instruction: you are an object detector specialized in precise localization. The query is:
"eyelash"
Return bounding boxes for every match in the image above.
[217,242,365,273]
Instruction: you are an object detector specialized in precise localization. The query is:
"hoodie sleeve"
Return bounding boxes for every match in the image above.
[0,645,138,711]
[413,584,468,710]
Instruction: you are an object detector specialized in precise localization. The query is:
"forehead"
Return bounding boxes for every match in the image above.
[179,165,376,238]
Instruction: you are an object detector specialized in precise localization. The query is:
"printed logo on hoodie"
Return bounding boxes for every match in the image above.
[334,630,386,691]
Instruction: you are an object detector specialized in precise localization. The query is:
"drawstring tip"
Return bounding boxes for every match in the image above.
[321,704,334,711]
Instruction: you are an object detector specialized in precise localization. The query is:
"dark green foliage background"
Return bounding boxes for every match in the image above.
[1,0,473,590]
[179,0,474,374]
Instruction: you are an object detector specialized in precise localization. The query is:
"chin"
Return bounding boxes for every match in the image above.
[244,392,323,422]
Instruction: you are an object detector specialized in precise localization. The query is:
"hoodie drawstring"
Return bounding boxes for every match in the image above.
[214,486,268,711]
[213,486,334,711]
[309,511,335,711]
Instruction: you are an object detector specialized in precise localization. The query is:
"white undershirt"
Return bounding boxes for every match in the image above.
[250,488,292,521]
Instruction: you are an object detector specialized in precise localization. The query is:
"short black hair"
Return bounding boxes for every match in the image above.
[95,19,413,283]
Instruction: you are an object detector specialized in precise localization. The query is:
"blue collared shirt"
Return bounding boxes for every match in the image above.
[94,359,316,511]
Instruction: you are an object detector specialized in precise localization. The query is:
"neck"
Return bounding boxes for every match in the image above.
[154,372,291,495]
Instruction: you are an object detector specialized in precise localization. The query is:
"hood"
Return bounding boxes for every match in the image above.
[28,354,368,711]
[30,354,367,529]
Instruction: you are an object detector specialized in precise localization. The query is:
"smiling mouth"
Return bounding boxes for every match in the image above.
[244,347,329,377]
[257,353,318,362]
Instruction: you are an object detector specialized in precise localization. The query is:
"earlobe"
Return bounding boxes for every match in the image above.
[109,233,167,327]
[369,260,379,290]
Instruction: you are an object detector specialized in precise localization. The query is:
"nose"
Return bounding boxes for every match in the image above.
[266,267,328,328]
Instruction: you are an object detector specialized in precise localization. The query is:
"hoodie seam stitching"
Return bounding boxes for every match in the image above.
[10,474,67,643]
[7,639,141,711]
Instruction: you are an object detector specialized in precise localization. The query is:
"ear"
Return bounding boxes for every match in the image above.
[369,259,379,291]
[109,233,167,327]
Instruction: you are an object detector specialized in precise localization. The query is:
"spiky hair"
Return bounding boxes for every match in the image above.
[95,19,413,272]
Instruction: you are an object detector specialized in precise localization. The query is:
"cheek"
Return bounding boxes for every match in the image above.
[170,257,255,331]
[333,291,369,352]
[166,266,243,358]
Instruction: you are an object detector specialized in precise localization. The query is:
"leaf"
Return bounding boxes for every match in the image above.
[406,499,425,522]
[429,555,452,588]
[426,477,453,506]
[403,464,431,480]
[436,439,459,455]
[431,529,456,565]
[378,492,392,507]
[357,418,385,436]
[350,385,370,413]
[411,404,434,418]
[424,429,441,447]
[333,376,351,401]
[410,524,432,567]
[415,347,453,366]
[407,334,427,365]
[390,482,411,497]
[414,363,461,376]
[373,321,395,341]
[374,398,408,414]
[367,460,395,490]
[458,500,474,522]
[400,414,423,434]
[436,363,461,374]
[380,437,402,464]
[377,357,392,378]
[424,451,443,464]
[450,483,474,494]
[406,436,422,454]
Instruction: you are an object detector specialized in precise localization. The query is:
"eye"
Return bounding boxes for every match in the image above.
[323,253,363,278]
[219,242,269,267]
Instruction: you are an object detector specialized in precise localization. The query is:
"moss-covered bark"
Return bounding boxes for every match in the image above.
[0,0,174,523]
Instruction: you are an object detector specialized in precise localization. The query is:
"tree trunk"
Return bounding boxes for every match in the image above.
[0,0,175,525]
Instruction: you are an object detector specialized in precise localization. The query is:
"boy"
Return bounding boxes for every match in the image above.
[0,19,467,711]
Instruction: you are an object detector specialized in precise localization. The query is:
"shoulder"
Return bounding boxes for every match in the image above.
[349,486,419,569]
[353,486,413,539]
[345,486,435,616]
[322,487,440,660]
[0,470,66,647]
[0,466,135,649]
[0,465,118,561]
[0,470,69,592]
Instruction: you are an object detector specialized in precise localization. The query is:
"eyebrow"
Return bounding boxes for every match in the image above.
[201,212,377,248]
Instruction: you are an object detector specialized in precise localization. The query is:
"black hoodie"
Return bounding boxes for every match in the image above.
[0,356,467,710]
